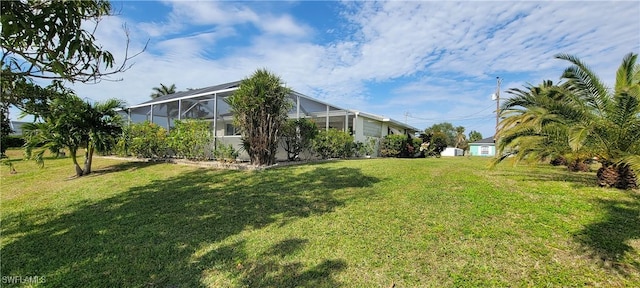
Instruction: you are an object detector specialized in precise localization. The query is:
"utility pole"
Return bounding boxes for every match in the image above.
[493,77,501,142]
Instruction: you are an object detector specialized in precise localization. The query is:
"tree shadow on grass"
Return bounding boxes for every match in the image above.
[87,160,166,177]
[1,165,377,287]
[200,239,346,287]
[494,167,597,188]
[574,192,640,276]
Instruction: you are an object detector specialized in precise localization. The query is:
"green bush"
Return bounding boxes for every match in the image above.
[115,129,130,157]
[2,135,25,148]
[168,119,213,161]
[411,137,422,155]
[126,121,169,158]
[353,141,365,157]
[312,129,354,159]
[213,143,239,163]
[280,118,318,161]
[380,134,421,158]
[380,134,406,157]
[419,132,447,157]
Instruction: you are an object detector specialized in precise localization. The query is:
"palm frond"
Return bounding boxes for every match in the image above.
[556,53,611,116]
[617,155,640,176]
[568,124,591,152]
[614,53,638,94]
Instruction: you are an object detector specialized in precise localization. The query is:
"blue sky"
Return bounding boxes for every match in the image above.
[27,1,640,137]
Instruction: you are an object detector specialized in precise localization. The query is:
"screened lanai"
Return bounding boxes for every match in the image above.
[126,81,358,151]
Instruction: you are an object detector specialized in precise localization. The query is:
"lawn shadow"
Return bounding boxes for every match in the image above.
[2,165,376,287]
[88,160,166,176]
[200,238,346,287]
[495,165,597,188]
[574,192,640,276]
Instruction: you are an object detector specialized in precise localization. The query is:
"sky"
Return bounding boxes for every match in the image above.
[17,0,640,138]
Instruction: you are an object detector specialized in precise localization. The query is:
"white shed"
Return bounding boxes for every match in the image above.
[441,147,464,157]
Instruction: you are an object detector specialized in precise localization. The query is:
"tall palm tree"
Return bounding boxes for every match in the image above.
[454,126,467,151]
[150,83,176,99]
[557,52,640,188]
[496,53,640,189]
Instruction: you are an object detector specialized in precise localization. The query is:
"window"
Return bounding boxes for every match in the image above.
[225,124,240,136]
[363,120,382,137]
[481,145,489,155]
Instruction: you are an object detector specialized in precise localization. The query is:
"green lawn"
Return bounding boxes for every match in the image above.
[1,150,638,287]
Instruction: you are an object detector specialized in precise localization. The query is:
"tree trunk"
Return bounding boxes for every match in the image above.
[83,143,94,175]
[567,159,590,172]
[550,156,567,166]
[69,148,84,177]
[597,164,617,188]
[597,163,638,189]
[616,164,637,190]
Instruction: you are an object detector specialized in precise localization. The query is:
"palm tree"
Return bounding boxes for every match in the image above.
[24,94,90,176]
[495,80,590,171]
[23,94,125,177]
[454,126,468,152]
[150,83,176,99]
[495,53,640,189]
[83,98,126,174]
[556,52,640,188]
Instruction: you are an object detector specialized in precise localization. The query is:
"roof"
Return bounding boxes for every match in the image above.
[127,80,419,132]
[133,81,242,108]
[470,136,496,145]
[352,110,420,132]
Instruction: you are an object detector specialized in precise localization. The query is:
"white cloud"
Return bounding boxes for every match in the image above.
[166,1,259,27]
[58,0,639,137]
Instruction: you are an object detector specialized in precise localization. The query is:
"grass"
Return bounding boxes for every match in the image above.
[1,148,639,287]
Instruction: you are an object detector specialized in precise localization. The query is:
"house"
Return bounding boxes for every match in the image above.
[440,147,464,157]
[124,81,419,161]
[468,136,496,157]
[9,121,29,136]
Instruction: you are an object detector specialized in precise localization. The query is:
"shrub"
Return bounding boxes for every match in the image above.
[380,134,422,158]
[312,129,354,159]
[364,137,378,156]
[409,137,422,156]
[280,118,318,161]
[2,135,25,148]
[213,143,239,163]
[419,132,447,157]
[127,121,169,158]
[380,134,406,157]
[353,141,365,157]
[168,119,213,161]
[115,128,130,157]
[354,137,379,157]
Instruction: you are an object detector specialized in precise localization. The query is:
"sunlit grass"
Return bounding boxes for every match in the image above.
[1,149,638,287]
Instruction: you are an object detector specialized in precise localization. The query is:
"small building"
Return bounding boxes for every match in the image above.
[124,81,419,161]
[469,136,496,157]
[440,147,464,157]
